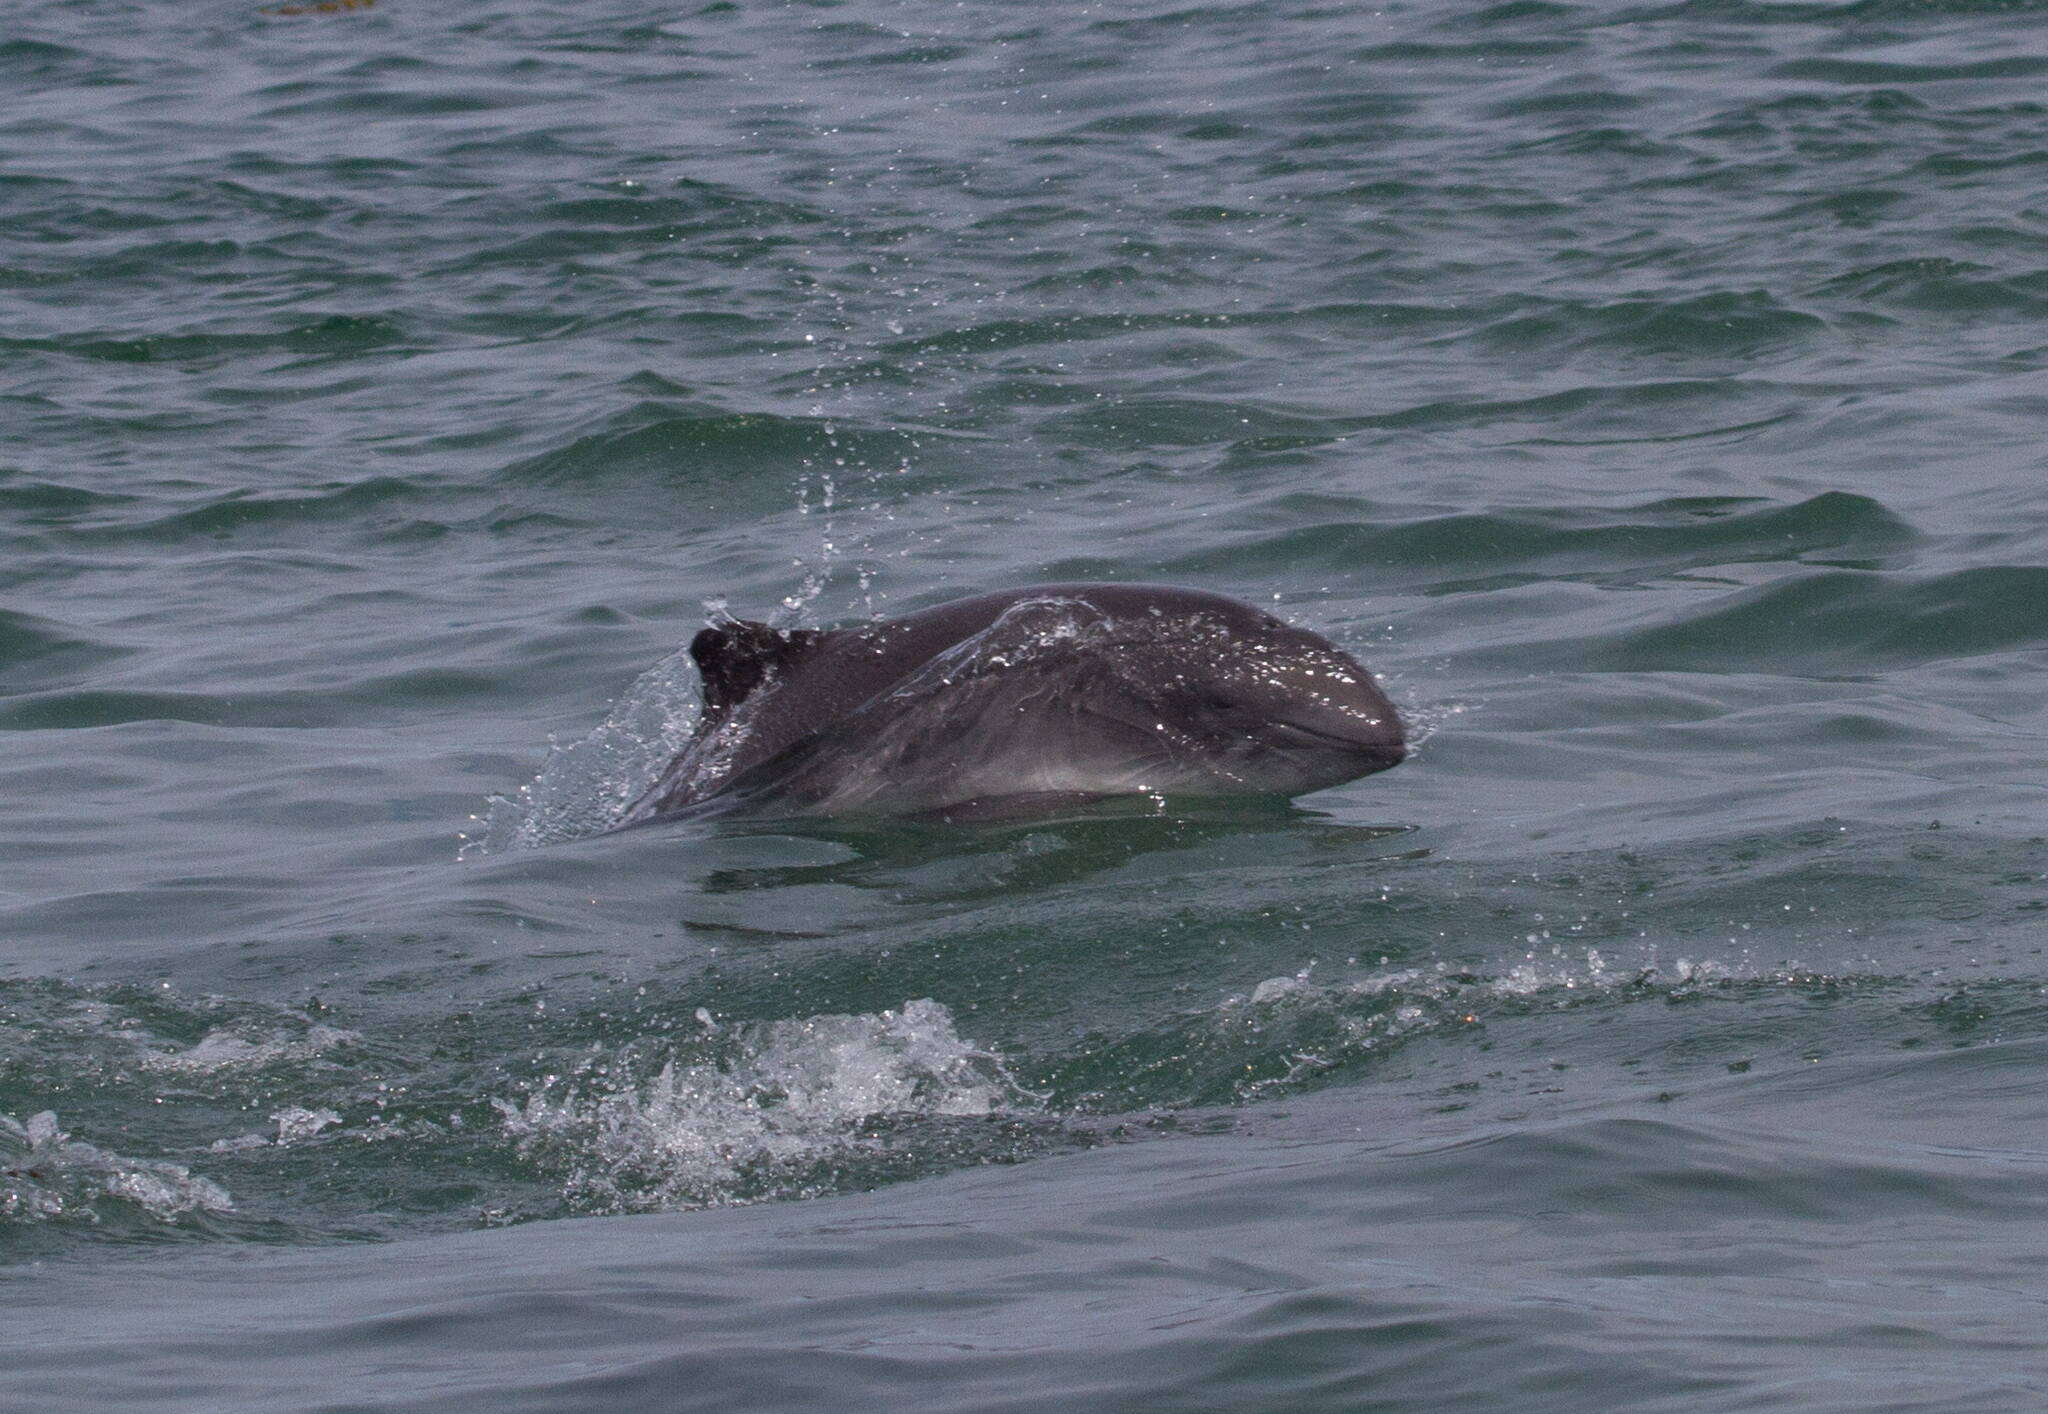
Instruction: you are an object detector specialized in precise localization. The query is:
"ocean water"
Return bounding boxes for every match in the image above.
[4,0,2047,1407]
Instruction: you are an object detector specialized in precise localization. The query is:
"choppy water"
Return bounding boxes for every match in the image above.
[4,0,2047,1408]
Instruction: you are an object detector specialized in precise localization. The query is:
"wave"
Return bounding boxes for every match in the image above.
[1476,289,1826,359]
[0,314,408,369]
[1081,491,1916,590]
[1818,257,2048,317]
[498,405,929,488]
[1602,564,2048,673]
[0,609,134,692]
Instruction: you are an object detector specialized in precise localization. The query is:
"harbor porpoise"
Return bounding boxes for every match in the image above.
[620,583,1405,824]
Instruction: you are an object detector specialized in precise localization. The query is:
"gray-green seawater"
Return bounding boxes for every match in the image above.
[4,0,2047,1408]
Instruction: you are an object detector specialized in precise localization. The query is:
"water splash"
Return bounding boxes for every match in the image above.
[774,468,838,628]
[0,1111,232,1227]
[463,645,703,854]
[496,998,1035,1214]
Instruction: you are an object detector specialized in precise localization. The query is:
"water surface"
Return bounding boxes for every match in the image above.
[3,0,2047,1408]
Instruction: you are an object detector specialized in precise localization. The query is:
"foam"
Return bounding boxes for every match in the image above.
[0,1110,232,1226]
[141,1023,360,1074]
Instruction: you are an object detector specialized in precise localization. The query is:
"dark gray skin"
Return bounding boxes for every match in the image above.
[619,583,1406,825]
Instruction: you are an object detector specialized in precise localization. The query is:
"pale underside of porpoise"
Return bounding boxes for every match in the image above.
[618,583,1406,825]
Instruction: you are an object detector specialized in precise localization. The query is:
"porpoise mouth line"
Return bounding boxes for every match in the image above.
[1277,718,1393,745]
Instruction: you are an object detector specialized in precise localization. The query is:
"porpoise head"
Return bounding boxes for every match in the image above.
[1140,618,1407,795]
[620,583,1406,824]
[1032,601,1406,801]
